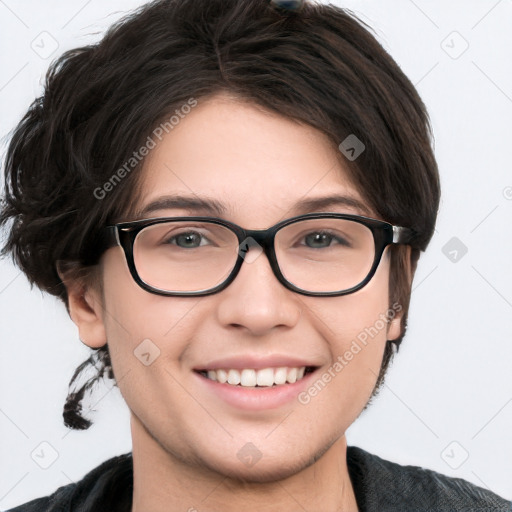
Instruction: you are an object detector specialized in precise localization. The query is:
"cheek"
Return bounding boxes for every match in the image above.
[297,255,394,418]
[98,258,210,442]
[308,252,393,346]
[98,249,201,379]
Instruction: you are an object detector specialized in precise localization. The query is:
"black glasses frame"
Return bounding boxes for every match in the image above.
[98,212,416,297]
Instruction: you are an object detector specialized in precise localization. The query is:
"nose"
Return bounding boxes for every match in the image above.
[215,245,302,336]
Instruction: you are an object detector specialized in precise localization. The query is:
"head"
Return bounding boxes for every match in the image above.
[1,0,439,479]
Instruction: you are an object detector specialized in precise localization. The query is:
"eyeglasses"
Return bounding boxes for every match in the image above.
[98,213,415,297]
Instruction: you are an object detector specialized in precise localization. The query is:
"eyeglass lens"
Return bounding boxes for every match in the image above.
[132,218,376,294]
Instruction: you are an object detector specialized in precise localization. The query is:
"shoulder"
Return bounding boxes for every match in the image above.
[347,445,511,512]
[4,484,73,512]
[4,497,53,512]
[4,453,133,512]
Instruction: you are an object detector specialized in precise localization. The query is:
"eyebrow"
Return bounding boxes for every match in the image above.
[134,195,227,218]
[293,195,372,216]
[134,193,372,219]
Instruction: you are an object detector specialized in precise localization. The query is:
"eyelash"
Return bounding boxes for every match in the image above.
[163,229,350,249]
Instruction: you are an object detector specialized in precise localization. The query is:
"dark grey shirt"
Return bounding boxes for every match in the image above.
[5,446,511,512]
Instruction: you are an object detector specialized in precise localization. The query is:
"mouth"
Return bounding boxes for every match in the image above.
[195,366,318,388]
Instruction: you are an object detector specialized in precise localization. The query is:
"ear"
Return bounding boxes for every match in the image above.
[386,245,414,342]
[387,307,404,342]
[57,264,107,349]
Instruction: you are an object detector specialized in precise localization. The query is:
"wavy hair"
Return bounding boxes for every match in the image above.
[0,0,440,429]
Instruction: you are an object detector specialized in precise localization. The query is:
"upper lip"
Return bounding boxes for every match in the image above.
[194,355,321,371]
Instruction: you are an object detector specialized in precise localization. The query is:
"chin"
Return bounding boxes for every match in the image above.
[203,441,332,485]
[215,456,314,484]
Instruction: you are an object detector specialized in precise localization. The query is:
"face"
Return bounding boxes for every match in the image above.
[73,92,404,482]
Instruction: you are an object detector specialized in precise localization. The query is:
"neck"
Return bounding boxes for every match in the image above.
[130,415,358,512]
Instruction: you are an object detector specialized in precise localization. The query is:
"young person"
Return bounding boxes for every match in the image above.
[1,0,510,510]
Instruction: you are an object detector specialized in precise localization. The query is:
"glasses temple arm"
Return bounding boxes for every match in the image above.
[392,225,417,244]
[97,226,120,253]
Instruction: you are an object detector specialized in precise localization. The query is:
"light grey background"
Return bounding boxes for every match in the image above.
[1,0,511,508]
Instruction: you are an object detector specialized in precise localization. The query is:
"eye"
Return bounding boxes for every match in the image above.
[303,231,350,249]
[165,231,209,248]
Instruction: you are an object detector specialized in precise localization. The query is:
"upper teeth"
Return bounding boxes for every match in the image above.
[204,367,307,387]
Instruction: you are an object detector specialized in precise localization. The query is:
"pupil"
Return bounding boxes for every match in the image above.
[306,233,331,248]
[177,233,200,247]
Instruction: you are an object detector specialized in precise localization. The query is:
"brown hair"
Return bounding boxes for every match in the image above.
[0,0,440,429]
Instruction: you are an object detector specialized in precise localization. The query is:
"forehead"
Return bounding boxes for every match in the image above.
[132,93,373,225]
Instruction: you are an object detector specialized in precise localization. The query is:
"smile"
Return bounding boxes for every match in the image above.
[197,366,316,387]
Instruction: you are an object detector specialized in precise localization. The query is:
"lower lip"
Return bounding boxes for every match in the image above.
[193,369,318,411]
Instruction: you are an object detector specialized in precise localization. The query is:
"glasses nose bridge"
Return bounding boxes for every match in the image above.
[239,226,278,267]
[239,227,279,279]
